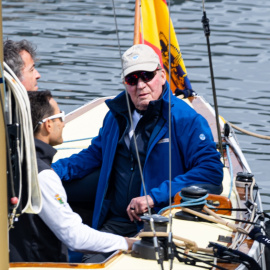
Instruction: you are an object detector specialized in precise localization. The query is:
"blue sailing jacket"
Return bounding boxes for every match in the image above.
[52,82,223,229]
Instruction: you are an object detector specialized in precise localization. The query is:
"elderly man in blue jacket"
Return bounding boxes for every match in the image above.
[52,44,223,241]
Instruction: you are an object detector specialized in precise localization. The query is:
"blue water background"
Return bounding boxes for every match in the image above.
[2,0,270,211]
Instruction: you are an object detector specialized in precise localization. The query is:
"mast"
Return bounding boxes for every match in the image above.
[0,0,9,269]
[133,0,140,44]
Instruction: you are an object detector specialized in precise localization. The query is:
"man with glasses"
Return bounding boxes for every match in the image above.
[9,90,134,262]
[52,44,223,262]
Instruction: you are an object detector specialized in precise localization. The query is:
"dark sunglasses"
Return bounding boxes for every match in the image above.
[124,69,161,86]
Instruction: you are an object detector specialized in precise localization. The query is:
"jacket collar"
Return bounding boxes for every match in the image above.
[35,138,57,167]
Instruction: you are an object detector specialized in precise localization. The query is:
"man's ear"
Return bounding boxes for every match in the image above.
[43,119,53,134]
[161,69,167,85]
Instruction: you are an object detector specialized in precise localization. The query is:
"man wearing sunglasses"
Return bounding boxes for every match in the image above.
[9,90,134,262]
[52,44,223,262]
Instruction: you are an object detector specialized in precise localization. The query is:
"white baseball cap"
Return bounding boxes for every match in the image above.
[121,44,161,78]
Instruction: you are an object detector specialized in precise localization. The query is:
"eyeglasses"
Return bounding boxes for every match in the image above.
[124,69,161,86]
[38,111,65,125]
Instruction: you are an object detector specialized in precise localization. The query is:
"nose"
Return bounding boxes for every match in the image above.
[35,69,41,80]
[137,77,146,88]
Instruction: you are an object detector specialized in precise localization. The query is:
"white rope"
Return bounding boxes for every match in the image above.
[4,63,42,220]
[228,173,257,250]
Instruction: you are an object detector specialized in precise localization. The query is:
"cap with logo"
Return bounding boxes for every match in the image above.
[121,44,161,79]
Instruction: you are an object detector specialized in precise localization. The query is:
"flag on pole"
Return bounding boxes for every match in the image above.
[139,0,192,92]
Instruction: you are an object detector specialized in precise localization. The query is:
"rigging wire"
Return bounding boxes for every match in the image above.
[199,3,260,251]
[201,0,225,164]
[111,0,152,226]
[111,1,163,269]
[167,0,174,269]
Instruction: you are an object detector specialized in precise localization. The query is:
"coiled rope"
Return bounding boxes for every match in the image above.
[4,63,42,229]
[157,192,213,215]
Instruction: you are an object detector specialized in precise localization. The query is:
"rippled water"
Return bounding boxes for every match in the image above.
[2,0,270,210]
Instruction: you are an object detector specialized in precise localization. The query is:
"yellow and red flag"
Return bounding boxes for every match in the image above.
[139,0,192,92]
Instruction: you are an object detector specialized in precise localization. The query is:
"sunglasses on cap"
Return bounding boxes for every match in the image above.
[38,111,65,125]
[124,69,161,86]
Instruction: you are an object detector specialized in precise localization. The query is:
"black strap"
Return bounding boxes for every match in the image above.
[249,226,270,248]
[213,207,248,211]
[175,247,227,270]
[218,216,257,225]
[209,242,262,270]
[174,88,195,98]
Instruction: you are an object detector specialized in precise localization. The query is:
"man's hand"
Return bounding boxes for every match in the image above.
[127,195,154,222]
[124,237,138,250]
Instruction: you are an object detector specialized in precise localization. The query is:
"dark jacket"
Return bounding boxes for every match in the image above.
[9,139,67,262]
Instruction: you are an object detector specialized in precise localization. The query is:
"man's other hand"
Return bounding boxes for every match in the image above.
[127,195,154,222]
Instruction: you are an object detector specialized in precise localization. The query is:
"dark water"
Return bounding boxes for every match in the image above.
[2,0,270,210]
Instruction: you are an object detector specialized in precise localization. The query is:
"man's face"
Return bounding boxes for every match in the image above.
[48,98,65,146]
[19,50,41,91]
[125,68,166,111]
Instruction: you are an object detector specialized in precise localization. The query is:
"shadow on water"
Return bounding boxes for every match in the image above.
[2,0,270,210]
